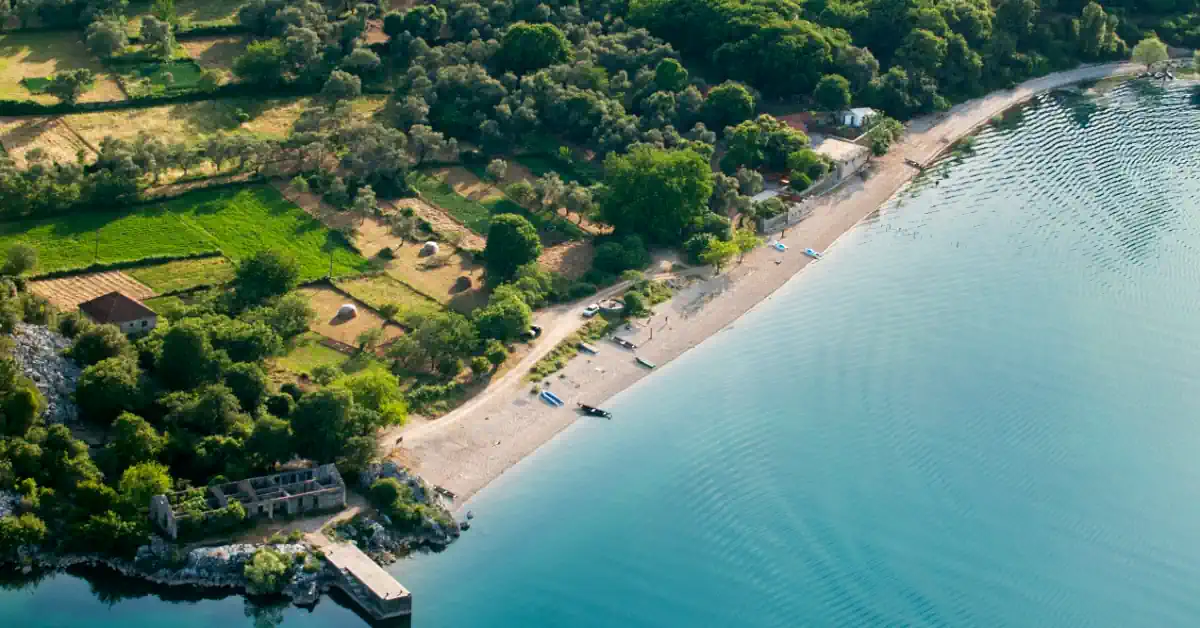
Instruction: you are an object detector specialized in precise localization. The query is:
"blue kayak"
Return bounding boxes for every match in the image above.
[540,390,565,407]
[804,248,823,259]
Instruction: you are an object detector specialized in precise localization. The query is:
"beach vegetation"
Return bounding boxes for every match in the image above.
[866,117,906,156]
[527,318,613,381]
[474,295,533,342]
[1132,36,1169,70]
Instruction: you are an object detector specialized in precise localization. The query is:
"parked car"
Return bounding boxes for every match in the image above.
[521,325,543,340]
[582,304,601,318]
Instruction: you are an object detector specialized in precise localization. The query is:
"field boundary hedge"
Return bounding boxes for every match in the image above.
[30,250,224,280]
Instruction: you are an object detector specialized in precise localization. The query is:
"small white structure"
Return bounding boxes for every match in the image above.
[422,241,440,255]
[337,303,358,319]
[840,107,876,128]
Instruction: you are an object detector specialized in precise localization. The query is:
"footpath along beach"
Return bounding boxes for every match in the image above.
[395,61,1143,505]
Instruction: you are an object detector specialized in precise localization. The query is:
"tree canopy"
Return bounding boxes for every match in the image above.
[497,22,573,74]
[485,214,543,282]
[601,146,714,245]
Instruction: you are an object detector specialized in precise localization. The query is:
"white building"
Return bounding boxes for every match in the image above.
[840,107,877,128]
[813,137,870,182]
[78,291,158,335]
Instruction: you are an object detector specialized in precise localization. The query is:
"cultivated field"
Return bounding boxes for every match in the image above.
[0,186,368,279]
[336,274,444,325]
[0,32,124,103]
[30,270,155,310]
[388,241,488,314]
[0,116,92,165]
[126,256,235,293]
[297,286,405,346]
[350,217,488,314]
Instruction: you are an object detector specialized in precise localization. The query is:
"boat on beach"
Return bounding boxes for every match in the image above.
[577,403,613,419]
[804,248,823,259]
[540,390,565,407]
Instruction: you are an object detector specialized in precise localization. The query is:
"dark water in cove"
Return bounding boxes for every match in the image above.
[8,79,1200,627]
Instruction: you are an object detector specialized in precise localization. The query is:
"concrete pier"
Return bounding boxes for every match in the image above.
[323,542,412,619]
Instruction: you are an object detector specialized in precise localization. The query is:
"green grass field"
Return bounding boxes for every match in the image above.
[272,332,348,375]
[127,256,235,293]
[19,76,49,94]
[117,59,205,97]
[0,185,369,280]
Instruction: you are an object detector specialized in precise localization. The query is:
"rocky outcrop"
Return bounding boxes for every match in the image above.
[12,323,80,424]
[342,462,461,565]
[19,538,334,607]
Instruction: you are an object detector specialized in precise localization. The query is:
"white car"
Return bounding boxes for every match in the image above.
[582,304,601,318]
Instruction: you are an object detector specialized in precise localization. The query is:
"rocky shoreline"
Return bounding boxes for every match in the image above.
[9,538,333,607]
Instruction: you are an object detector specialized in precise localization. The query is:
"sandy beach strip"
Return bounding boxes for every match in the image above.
[395,61,1141,506]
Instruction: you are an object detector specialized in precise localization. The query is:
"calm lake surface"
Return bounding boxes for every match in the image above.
[7,79,1200,627]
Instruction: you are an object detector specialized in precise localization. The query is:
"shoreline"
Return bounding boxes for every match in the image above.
[397,61,1142,507]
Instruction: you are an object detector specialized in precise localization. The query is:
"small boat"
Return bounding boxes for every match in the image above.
[804,248,823,259]
[459,520,471,531]
[578,342,599,354]
[635,357,656,369]
[578,403,612,419]
[540,390,565,407]
[772,241,787,251]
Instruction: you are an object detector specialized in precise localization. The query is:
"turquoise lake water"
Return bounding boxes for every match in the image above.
[7,79,1200,626]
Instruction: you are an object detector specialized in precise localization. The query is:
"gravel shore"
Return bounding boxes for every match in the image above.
[397,61,1141,506]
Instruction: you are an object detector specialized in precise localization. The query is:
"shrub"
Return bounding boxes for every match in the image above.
[684,233,718,265]
[567,281,598,299]
[378,303,400,319]
[280,383,303,401]
[470,356,491,377]
[436,357,462,378]
[265,393,295,417]
[378,246,395,259]
[592,235,650,275]
[624,291,647,316]
[484,339,508,366]
[69,324,132,367]
[310,364,340,385]
[244,547,290,595]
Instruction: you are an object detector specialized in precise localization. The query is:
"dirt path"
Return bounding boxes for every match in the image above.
[397,61,1144,505]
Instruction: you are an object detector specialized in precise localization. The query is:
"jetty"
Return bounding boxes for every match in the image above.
[323,542,412,620]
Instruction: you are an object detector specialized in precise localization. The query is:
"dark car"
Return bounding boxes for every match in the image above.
[521,325,543,340]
